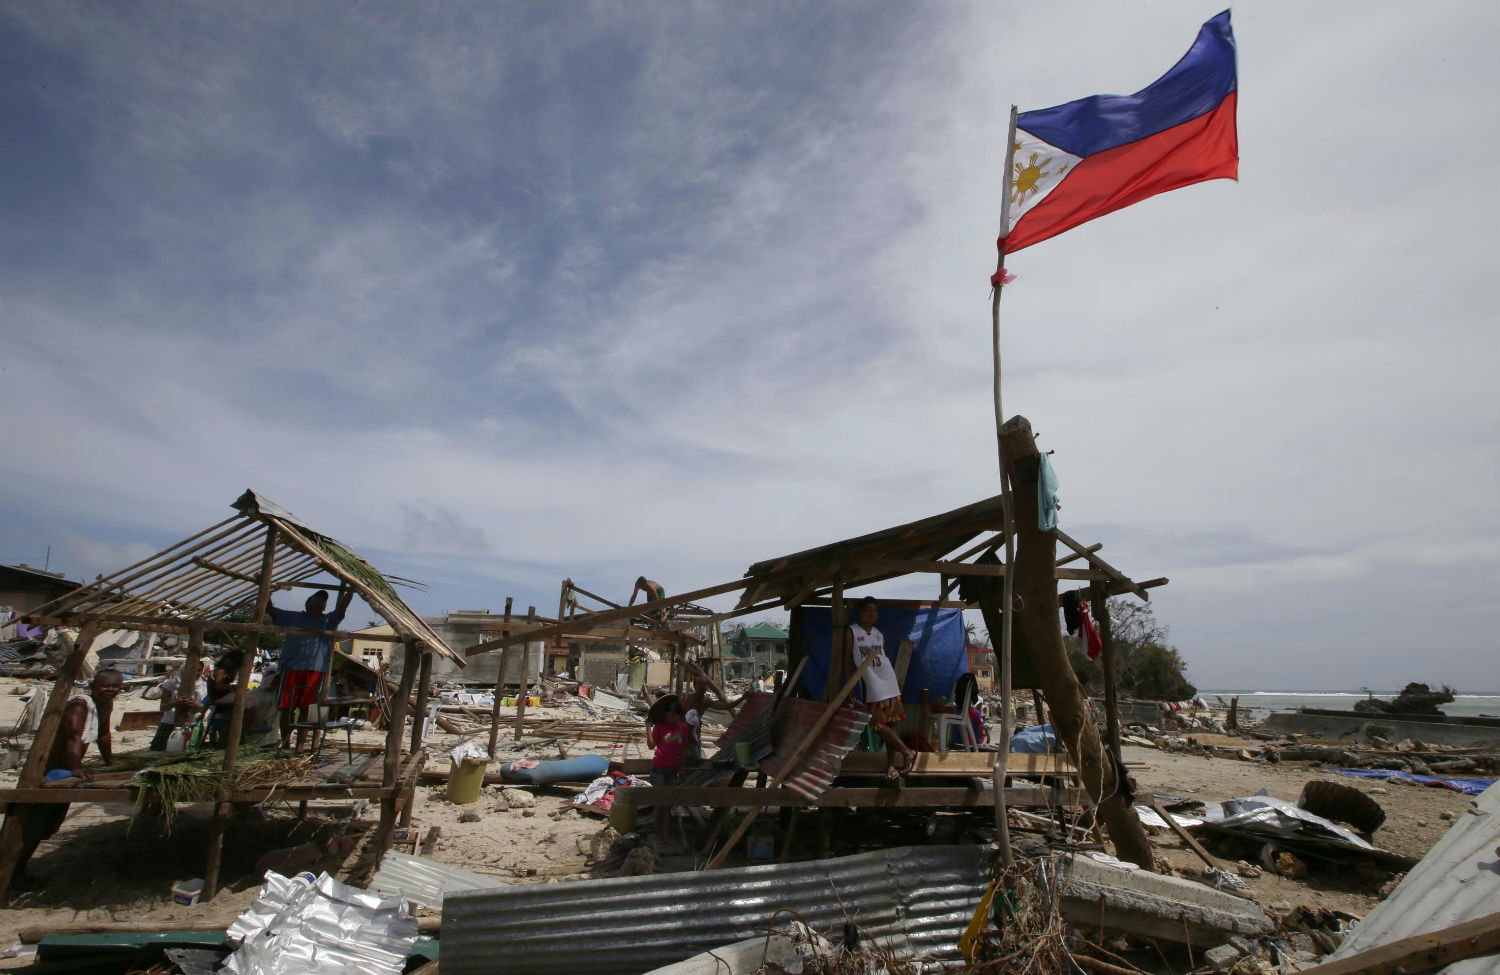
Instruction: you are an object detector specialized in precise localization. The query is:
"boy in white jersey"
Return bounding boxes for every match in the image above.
[844,597,917,780]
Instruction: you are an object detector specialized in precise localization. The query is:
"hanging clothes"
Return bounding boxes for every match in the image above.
[1061,590,1081,635]
[1079,602,1103,661]
[1037,453,1060,530]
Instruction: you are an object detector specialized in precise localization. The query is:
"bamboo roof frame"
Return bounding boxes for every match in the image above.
[21,489,462,665]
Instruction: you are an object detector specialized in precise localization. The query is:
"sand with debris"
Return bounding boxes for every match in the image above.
[0,677,1484,964]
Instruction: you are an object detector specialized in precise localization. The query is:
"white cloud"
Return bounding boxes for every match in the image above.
[1,1,1495,689]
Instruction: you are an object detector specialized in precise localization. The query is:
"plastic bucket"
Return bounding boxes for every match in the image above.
[446,756,488,805]
[171,878,204,906]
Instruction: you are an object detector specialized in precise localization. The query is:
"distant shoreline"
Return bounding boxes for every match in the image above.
[1197,689,1500,718]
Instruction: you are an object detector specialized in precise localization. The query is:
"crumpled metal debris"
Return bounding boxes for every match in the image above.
[1199,792,1377,852]
[223,871,418,975]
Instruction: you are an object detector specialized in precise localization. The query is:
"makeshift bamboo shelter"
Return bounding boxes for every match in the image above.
[0,490,464,898]
[468,431,1166,868]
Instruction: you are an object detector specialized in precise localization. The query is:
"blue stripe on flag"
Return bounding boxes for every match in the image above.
[1017,10,1236,159]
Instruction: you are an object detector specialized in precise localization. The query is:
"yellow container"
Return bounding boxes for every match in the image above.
[609,797,637,833]
[446,757,488,805]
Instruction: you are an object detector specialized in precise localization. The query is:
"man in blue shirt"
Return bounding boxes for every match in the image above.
[269,587,353,751]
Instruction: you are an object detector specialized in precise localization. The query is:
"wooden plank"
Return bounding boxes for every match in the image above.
[852,558,1105,581]
[0,783,399,804]
[465,569,806,655]
[1299,912,1500,975]
[617,785,1081,809]
[1054,529,1149,601]
[839,751,1076,776]
[37,611,409,644]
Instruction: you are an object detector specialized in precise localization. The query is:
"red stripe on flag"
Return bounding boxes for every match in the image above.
[1007,91,1238,254]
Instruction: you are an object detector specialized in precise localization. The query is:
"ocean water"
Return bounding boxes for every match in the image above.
[1199,690,1500,718]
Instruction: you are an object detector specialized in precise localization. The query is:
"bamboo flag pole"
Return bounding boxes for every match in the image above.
[990,104,1020,869]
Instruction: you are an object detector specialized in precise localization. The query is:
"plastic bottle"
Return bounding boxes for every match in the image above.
[165,724,190,754]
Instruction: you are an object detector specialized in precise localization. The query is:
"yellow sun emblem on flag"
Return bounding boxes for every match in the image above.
[1010,150,1069,206]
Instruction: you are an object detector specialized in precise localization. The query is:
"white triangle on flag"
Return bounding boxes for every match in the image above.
[1006,131,1082,234]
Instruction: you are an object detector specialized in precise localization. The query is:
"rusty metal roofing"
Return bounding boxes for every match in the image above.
[736,495,1006,609]
[440,845,992,975]
[21,489,463,664]
[702,691,869,801]
[761,696,869,801]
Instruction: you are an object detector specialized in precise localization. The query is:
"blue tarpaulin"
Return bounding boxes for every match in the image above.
[1010,723,1063,753]
[1328,768,1495,796]
[796,605,968,706]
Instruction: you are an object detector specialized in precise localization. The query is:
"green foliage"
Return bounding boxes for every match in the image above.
[1065,636,1103,689]
[206,603,283,652]
[1066,599,1195,701]
[1130,644,1197,700]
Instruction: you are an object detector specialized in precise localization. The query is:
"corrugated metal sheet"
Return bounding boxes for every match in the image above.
[697,692,869,801]
[370,852,507,910]
[441,845,991,975]
[1324,780,1500,974]
[762,696,869,800]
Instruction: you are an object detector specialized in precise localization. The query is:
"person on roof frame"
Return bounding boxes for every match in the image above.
[629,576,669,626]
[843,597,917,780]
[269,587,353,752]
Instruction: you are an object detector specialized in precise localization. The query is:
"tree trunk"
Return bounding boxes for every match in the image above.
[998,416,1154,870]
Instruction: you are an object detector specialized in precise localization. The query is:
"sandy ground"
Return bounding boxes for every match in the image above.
[0,677,1486,964]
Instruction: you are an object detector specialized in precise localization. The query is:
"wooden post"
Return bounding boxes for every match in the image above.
[369,641,419,872]
[175,624,205,729]
[0,622,100,893]
[999,416,1153,869]
[204,524,277,900]
[824,574,845,702]
[487,598,513,759]
[1090,581,1122,757]
[514,607,535,742]
[409,650,433,756]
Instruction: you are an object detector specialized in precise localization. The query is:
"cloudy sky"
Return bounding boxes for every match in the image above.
[2,2,1495,691]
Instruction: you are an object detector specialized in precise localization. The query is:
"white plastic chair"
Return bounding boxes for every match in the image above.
[932,675,979,754]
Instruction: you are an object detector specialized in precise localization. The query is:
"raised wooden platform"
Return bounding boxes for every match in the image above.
[615,784,1082,809]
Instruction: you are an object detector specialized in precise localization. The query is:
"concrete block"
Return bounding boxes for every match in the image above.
[1056,853,1273,948]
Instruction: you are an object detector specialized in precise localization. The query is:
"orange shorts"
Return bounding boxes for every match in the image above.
[865,696,906,731]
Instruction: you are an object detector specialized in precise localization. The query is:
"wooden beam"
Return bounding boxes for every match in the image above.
[1092,581,1122,756]
[409,649,434,758]
[487,598,513,759]
[36,611,409,644]
[466,569,804,655]
[1056,543,1102,567]
[204,524,277,901]
[852,558,1104,581]
[1299,913,1500,974]
[566,583,622,609]
[1054,529,1149,601]
[188,555,334,591]
[174,624,204,729]
[365,641,419,881]
[615,786,1081,809]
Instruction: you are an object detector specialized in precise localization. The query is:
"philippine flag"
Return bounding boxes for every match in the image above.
[1001,10,1238,258]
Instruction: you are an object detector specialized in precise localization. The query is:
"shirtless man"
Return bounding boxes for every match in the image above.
[629,577,668,626]
[6,669,124,888]
[681,666,737,760]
